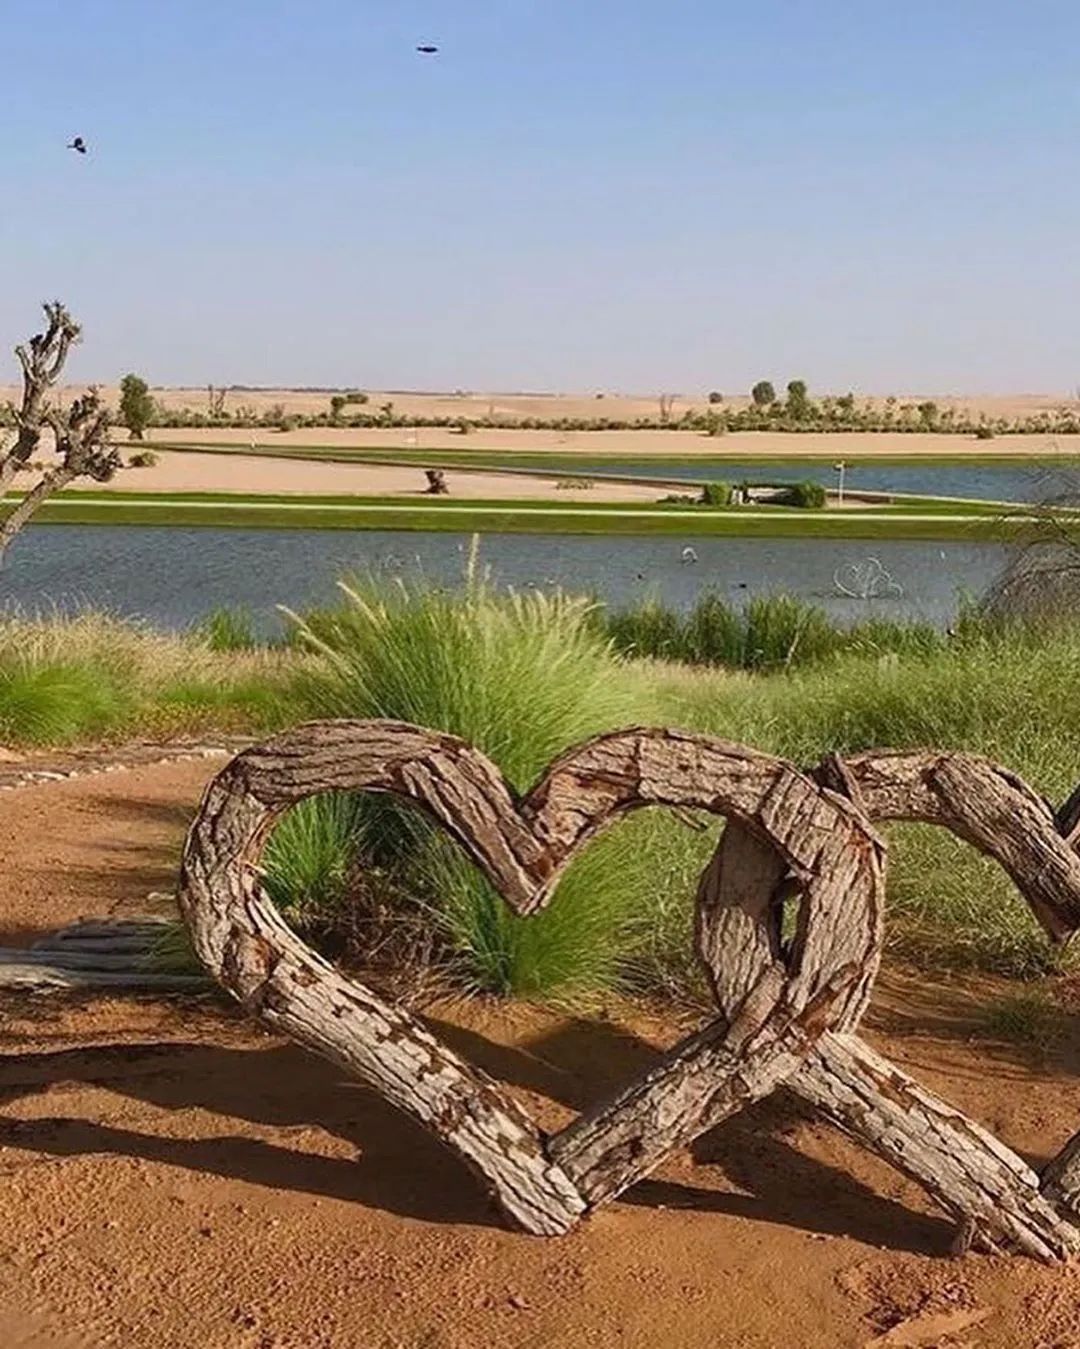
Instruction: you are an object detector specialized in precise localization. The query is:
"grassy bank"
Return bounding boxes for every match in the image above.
[1,576,1078,996]
[16,488,1041,541]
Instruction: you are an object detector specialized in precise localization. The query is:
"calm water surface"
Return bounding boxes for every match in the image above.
[1,526,1007,635]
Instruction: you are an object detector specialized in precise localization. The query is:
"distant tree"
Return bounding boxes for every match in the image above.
[917,400,939,428]
[119,373,155,440]
[707,390,724,404]
[786,379,810,418]
[207,385,228,418]
[330,394,347,420]
[658,393,677,423]
[0,302,122,564]
[751,380,776,407]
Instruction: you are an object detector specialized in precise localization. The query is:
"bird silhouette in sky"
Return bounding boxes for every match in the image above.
[67,137,87,154]
[416,44,439,54]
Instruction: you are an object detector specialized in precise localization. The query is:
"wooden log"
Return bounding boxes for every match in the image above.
[0,963,207,992]
[696,819,1080,1259]
[819,750,1080,942]
[178,721,884,1232]
[0,947,163,971]
[798,1030,1077,1262]
[687,749,1080,1259]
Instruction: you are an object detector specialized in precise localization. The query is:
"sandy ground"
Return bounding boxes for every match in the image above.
[140,425,1080,459]
[58,451,669,502]
[3,761,1080,1346]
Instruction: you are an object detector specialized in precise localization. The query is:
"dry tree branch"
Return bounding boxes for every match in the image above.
[0,302,122,563]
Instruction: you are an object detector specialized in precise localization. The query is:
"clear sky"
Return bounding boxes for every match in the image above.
[2,0,1079,394]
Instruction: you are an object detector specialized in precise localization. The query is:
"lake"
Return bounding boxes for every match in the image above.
[569,458,1080,502]
[1,526,1007,635]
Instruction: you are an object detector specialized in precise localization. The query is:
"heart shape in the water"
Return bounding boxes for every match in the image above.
[177,720,885,1235]
[834,556,903,600]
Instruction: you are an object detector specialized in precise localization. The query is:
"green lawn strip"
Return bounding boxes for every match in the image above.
[38,488,1020,519]
[26,497,1028,540]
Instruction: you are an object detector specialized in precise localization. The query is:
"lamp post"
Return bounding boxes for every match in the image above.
[834,460,847,505]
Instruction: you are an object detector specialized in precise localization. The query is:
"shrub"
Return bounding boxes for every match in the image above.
[751,380,776,407]
[975,425,995,440]
[786,480,827,508]
[127,450,158,468]
[699,480,733,506]
[707,391,724,404]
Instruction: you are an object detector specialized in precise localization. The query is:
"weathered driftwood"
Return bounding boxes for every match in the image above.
[692,748,1080,1260]
[0,916,204,993]
[817,749,1080,1245]
[177,722,1080,1259]
[0,964,205,991]
[816,750,1080,941]
[698,822,1077,1260]
[178,721,884,1234]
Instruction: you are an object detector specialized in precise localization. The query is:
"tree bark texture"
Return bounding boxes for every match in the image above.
[176,722,1080,1259]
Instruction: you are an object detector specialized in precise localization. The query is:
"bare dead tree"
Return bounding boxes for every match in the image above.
[658,393,677,423]
[0,303,122,564]
[980,458,1080,624]
[207,384,228,417]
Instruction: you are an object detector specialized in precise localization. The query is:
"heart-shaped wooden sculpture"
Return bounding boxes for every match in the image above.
[178,721,885,1238]
[177,722,1080,1262]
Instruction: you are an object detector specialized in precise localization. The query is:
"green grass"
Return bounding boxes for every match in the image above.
[658,626,1080,975]
[15,490,1040,541]
[982,988,1064,1050]
[0,610,296,746]
[604,591,947,670]
[2,578,1078,999]
[268,551,679,998]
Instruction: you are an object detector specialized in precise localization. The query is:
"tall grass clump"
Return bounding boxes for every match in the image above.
[195,606,258,652]
[0,609,299,746]
[604,591,844,670]
[606,593,961,671]
[274,546,694,999]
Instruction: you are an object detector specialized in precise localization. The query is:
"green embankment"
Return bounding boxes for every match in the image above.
[15,488,1052,541]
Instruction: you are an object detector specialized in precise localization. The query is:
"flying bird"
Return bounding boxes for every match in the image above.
[416,44,439,54]
[67,137,87,154]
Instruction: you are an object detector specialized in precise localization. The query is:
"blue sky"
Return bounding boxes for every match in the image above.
[2,0,1079,393]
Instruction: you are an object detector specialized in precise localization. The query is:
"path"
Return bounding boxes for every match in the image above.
[2,760,1080,1346]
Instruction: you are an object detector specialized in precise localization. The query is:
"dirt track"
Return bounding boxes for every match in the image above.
[3,761,1080,1347]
